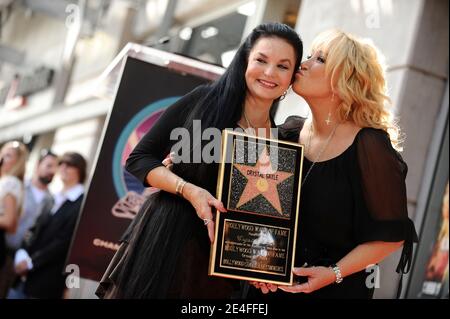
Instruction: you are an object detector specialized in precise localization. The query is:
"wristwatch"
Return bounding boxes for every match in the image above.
[330,263,343,284]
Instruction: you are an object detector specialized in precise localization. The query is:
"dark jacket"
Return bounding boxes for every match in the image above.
[22,194,83,298]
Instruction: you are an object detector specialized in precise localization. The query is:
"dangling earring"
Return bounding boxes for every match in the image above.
[280,90,287,101]
[326,92,335,125]
[325,109,332,125]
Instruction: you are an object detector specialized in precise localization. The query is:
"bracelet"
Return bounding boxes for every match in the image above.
[175,178,187,198]
[330,263,343,284]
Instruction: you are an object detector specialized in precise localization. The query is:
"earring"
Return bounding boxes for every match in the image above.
[325,110,332,125]
[280,91,287,101]
[326,92,336,125]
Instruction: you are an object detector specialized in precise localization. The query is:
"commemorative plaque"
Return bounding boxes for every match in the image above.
[209,130,304,285]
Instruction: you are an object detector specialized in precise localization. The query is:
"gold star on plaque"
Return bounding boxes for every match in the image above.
[234,146,293,214]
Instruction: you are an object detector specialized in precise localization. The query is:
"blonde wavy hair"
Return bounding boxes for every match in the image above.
[311,29,402,150]
[1,141,29,181]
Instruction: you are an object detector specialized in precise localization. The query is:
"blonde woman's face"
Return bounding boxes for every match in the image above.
[0,146,19,175]
[245,37,296,103]
[292,50,333,99]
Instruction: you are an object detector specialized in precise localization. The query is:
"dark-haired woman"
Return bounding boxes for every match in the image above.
[96,22,303,299]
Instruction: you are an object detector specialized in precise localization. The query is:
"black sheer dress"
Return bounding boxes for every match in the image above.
[248,116,419,299]
[96,85,278,299]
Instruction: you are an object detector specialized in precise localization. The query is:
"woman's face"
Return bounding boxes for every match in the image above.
[293,50,333,99]
[0,146,19,175]
[245,37,296,103]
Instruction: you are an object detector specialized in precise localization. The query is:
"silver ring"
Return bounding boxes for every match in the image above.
[203,218,212,226]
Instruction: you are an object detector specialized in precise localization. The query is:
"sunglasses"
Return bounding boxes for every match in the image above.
[58,160,77,167]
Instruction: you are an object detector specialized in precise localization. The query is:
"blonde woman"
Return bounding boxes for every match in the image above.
[251,30,418,299]
[0,141,27,296]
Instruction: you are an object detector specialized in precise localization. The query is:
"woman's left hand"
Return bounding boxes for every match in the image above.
[279,266,336,294]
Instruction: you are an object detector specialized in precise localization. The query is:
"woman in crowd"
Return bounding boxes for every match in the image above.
[96,22,304,299]
[0,141,28,296]
[250,29,419,299]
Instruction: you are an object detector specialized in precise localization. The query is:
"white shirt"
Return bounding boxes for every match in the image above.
[15,248,33,270]
[29,183,47,206]
[51,184,84,215]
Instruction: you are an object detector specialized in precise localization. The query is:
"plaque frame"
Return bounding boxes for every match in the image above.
[209,130,304,285]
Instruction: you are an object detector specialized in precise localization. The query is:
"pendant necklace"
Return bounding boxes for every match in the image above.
[302,122,339,187]
[243,110,271,138]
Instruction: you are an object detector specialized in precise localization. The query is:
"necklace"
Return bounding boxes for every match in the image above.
[302,122,339,187]
[243,110,270,137]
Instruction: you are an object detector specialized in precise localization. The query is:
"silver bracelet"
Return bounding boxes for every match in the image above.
[330,263,343,284]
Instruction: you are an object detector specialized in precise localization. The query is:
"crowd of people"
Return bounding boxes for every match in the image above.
[0,143,87,299]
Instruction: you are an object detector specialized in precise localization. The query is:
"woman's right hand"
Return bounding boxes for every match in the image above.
[183,183,227,243]
[161,153,225,242]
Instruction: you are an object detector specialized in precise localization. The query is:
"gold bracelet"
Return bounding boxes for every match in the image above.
[179,180,187,197]
[175,178,187,197]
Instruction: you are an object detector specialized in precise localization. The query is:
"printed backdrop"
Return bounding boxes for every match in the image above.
[67,55,220,281]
